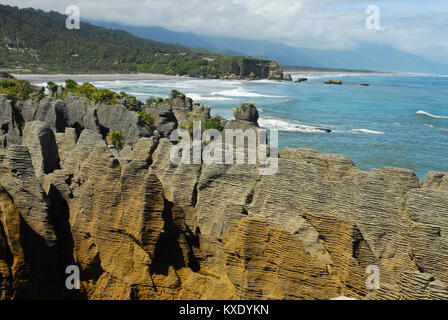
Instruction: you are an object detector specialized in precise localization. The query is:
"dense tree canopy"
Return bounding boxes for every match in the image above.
[0,4,264,77]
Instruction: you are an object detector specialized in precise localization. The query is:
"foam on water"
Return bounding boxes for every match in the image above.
[184,93,236,102]
[258,118,330,133]
[351,128,385,135]
[259,118,386,135]
[211,86,284,98]
[417,110,448,119]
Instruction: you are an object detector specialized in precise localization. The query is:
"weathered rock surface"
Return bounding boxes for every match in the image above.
[0,90,447,301]
[225,103,259,133]
[0,95,22,147]
[22,121,59,181]
[279,148,359,181]
[220,58,284,81]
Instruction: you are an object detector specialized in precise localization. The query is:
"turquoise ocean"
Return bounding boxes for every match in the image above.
[37,72,448,179]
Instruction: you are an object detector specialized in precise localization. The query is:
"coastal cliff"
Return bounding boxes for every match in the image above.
[219,58,285,80]
[0,79,447,300]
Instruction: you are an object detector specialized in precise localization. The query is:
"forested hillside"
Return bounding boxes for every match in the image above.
[0,4,283,79]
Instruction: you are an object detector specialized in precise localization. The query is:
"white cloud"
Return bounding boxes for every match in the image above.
[2,0,447,63]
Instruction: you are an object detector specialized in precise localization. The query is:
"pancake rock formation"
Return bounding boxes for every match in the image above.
[0,86,447,300]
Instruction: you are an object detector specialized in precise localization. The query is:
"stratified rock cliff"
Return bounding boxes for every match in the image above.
[219,58,287,81]
[0,83,447,300]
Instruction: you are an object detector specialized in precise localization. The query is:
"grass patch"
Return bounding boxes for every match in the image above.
[0,78,32,100]
[107,130,124,147]
[137,111,155,132]
[204,118,222,130]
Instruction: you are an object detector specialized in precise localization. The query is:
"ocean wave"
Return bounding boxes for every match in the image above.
[211,87,284,98]
[252,79,284,84]
[127,92,152,96]
[140,81,197,89]
[128,92,167,98]
[217,80,243,86]
[258,118,331,133]
[33,82,49,87]
[258,118,385,135]
[417,110,448,119]
[289,73,361,81]
[351,129,384,135]
[92,80,135,87]
[184,93,236,102]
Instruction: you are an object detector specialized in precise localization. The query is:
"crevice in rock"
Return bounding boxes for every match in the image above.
[16,215,63,299]
[145,138,160,168]
[0,220,13,299]
[185,225,200,272]
[71,122,83,139]
[12,103,25,135]
[1,123,8,135]
[409,251,425,273]
[80,250,104,284]
[54,104,68,133]
[191,182,198,207]
[352,231,363,260]
[150,198,186,276]
[242,187,255,215]
[0,220,13,268]
[98,123,109,141]
[47,184,86,299]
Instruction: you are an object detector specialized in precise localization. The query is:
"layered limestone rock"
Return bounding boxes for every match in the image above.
[219,58,285,81]
[0,95,22,147]
[0,90,447,300]
[225,103,259,133]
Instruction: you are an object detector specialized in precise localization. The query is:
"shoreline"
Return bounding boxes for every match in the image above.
[11,73,190,83]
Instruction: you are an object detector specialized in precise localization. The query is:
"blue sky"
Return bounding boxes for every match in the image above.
[2,0,447,63]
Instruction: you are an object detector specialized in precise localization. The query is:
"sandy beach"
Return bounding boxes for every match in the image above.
[11,73,188,83]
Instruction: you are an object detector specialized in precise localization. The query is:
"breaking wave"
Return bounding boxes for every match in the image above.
[417,110,448,119]
[211,87,284,98]
[351,129,384,135]
[258,118,331,133]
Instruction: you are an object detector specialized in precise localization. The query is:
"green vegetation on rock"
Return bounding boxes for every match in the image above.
[107,130,124,147]
[51,80,139,106]
[137,111,155,132]
[0,77,32,99]
[204,118,222,130]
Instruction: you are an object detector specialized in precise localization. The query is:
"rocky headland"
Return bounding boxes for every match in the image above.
[0,76,447,300]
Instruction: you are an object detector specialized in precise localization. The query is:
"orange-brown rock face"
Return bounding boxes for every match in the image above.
[1,94,448,300]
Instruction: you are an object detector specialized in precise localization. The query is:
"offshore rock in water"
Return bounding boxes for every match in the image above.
[324,80,343,85]
[296,126,332,133]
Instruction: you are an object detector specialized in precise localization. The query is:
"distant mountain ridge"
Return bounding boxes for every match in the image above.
[90,20,448,74]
